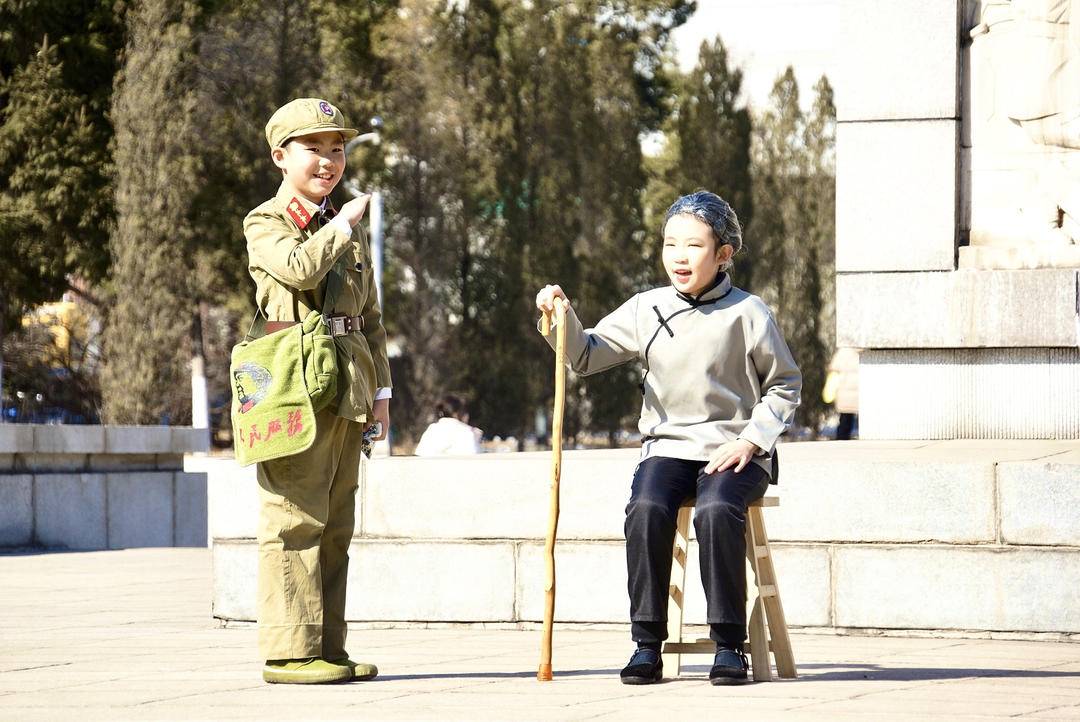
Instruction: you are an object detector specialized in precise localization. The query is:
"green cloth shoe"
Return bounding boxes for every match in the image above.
[263,657,352,684]
[330,657,378,681]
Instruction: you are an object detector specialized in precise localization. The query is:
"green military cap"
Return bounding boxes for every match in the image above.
[265,98,359,149]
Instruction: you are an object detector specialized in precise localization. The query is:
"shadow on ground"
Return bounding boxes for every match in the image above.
[677,663,1080,682]
[376,664,1080,683]
[376,669,621,681]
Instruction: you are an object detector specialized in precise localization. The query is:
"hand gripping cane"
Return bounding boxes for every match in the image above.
[537,299,567,682]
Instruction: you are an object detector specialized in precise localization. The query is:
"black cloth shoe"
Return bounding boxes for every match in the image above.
[620,647,663,685]
[709,646,749,685]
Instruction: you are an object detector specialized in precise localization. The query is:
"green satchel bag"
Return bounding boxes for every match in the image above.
[229,262,344,466]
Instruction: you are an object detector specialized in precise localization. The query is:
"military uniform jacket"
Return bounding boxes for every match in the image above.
[244,181,391,423]
[545,274,801,478]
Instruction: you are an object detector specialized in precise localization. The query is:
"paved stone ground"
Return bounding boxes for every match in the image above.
[2,549,1080,721]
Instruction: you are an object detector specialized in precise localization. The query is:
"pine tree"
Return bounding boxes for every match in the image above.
[364,0,690,444]
[361,0,494,437]
[0,37,113,329]
[805,75,837,357]
[100,0,202,424]
[313,0,398,117]
[0,35,116,416]
[749,67,832,430]
[545,2,661,441]
[644,37,753,283]
[749,67,799,308]
[477,0,690,444]
[0,0,124,97]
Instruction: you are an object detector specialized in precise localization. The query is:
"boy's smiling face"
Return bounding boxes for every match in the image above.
[662,213,733,296]
[272,130,346,203]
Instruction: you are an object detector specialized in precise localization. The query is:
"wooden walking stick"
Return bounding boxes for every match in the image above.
[537,298,567,682]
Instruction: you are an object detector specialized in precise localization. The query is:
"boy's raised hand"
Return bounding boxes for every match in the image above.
[705,438,761,474]
[535,284,570,314]
[340,193,371,227]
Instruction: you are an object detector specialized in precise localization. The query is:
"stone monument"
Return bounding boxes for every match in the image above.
[966,0,1080,262]
[837,0,1080,439]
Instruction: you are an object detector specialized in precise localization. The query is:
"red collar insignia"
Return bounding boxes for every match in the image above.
[286,198,313,229]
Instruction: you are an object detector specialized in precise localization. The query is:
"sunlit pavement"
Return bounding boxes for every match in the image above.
[2,548,1079,721]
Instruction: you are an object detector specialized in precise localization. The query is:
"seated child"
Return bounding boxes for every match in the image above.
[535,190,801,685]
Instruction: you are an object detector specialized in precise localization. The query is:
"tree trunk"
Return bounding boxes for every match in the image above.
[100,0,198,424]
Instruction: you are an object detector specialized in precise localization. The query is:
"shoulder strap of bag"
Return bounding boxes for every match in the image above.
[242,257,346,342]
[243,293,269,342]
[321,256,346,318]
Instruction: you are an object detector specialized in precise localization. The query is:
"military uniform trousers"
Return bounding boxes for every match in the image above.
[625,456,769,646]
[256,406,364,660]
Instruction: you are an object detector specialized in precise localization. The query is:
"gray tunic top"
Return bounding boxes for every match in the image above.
[545,274,802,478]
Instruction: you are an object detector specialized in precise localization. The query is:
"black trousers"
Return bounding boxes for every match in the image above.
[625,456,769,646]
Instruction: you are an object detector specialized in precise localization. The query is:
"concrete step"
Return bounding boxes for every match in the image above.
[204,441,1080,635]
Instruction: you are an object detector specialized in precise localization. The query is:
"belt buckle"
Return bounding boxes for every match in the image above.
[329,315,347,337]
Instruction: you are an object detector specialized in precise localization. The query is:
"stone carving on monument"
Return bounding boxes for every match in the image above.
[963,0,1080,268]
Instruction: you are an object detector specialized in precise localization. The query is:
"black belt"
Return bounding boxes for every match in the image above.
[265,314,364,337]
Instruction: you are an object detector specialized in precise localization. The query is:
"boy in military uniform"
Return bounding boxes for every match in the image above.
[245,98,391,684]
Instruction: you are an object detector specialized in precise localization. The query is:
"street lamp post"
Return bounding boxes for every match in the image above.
[344,116,384,305]
[369,189,384,306]
[344,117,389,452]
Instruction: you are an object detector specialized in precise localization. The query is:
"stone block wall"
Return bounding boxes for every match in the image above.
[835,0,1080,439]
[0,425,210,549]
[208,444,1080,638]
[836,0,961,275]
[858,348,1080,439]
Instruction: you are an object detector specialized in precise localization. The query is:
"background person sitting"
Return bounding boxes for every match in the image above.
[822,347,860,440]
[414,394,483,456]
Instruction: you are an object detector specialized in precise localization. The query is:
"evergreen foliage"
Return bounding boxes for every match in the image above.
[748,68,835,429]
[0,1,837,441]
[100,0,202,424]
[0,0,121,413]
[371,0,690,443]
[805,75,837,357]
[0,35,114,328]
[644,37,753,279]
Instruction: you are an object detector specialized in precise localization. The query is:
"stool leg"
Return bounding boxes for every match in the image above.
[745,515,771,682]
[661,505,692,677]
[748,505,797,679]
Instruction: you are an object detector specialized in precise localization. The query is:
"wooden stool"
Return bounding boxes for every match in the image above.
[661,496,797,681]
